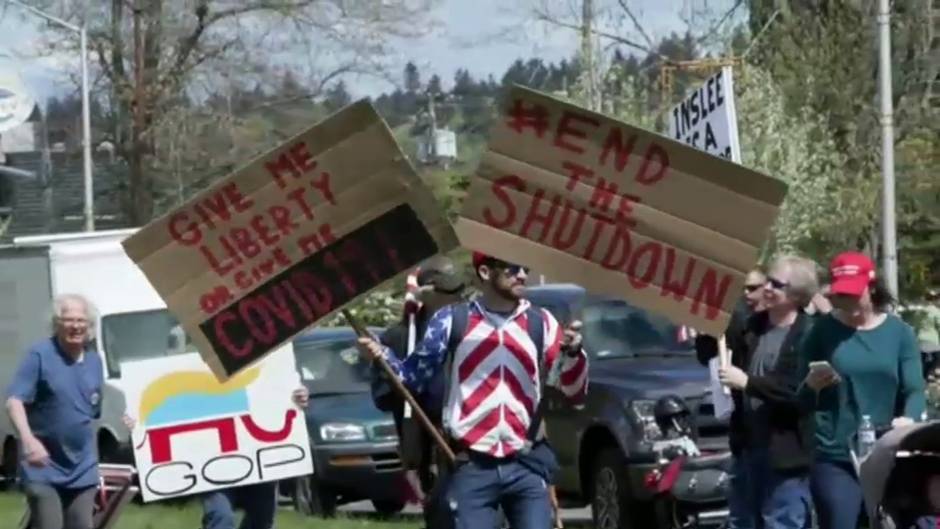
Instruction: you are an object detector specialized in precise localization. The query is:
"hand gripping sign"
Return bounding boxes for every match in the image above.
[456,85,788,336]
[122,100,458,381]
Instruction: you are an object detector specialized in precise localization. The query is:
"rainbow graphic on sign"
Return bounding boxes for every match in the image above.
[138,366,261,426]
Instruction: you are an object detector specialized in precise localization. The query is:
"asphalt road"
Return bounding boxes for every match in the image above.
[339,500,595,526]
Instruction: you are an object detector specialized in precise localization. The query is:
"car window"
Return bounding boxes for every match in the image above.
[526,291,576,325]
[294,337,372,395]
[582,300,687,358]
[101,309,197,378]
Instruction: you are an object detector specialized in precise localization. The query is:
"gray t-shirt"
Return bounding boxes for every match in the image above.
[744,324,790,446]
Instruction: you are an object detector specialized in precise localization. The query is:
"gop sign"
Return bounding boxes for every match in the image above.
[121,345,313,502]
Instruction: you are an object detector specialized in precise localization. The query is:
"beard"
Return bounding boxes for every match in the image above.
[490,276,523,302]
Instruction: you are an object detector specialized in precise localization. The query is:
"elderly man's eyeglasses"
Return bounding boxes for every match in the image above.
[57,317,89,326]
[766,277,789,291]
[744,284,763,293]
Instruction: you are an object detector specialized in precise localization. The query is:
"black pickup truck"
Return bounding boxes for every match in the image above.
[527,284,732,529]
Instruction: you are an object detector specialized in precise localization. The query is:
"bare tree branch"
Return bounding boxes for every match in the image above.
[694,0,745,46]
[532,9,652,55]
[616,0,654,49]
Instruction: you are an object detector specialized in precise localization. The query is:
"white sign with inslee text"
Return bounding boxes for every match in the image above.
[668,66,741,163]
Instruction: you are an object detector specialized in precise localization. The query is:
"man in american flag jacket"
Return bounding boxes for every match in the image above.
[359,252,589,529]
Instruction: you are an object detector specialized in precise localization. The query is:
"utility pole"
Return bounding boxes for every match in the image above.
[878,0,899,297]
[80,25,93,231]
[426,89,438,162]
[581,0,600,111]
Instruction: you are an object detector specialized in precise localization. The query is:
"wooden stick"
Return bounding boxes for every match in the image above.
[343,309,457,464]
[718,335,731,395]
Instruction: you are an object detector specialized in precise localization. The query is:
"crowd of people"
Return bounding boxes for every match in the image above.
[5,248,939,529]
[698,251,935,529]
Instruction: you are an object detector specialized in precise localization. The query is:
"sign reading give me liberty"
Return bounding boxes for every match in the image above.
[121,346,312,502]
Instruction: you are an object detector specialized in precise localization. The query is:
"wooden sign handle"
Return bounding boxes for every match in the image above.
[342,310,457,464]
[718,335,732,396]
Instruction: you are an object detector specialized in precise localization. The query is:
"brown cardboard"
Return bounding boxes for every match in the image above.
[457,85,787,336]
[123,100,458,380]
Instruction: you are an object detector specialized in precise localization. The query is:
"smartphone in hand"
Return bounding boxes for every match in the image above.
[809,360,836,376]
[807,360,841,389]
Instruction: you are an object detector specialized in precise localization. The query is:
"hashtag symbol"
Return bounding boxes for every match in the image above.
[506,99,550,138]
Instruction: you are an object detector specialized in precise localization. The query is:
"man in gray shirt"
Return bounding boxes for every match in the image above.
[717,256,819,529]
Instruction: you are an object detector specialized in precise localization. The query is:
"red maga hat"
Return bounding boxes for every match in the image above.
[829,251,876,297]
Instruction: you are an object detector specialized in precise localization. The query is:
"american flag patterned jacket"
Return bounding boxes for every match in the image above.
[383,299,589,458]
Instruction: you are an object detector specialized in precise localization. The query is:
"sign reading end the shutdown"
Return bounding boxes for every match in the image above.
[668,66,742,163]
[456,85,786,336]
[123,100,458,381]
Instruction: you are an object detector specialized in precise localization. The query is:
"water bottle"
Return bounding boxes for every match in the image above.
[857,414,876,459]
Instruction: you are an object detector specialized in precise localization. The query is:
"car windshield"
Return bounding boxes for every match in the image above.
[101,309,197,377]
[294,336,372,395]
[581,299,690,359]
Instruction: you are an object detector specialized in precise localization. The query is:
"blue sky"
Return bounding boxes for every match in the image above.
[0,0,741,106]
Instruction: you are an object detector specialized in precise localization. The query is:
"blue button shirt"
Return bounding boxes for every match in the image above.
[6,337,104,488]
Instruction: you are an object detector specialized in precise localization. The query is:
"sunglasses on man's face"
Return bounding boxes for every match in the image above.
[766,277,789,291]
[490,261,529,277]
[744,284,763,293]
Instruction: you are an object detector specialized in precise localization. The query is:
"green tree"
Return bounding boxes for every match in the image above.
[746,1,940,296]
[404,61,422,93]
[323,81,352,112]
[733,66,871,260]
[428,74,443,94]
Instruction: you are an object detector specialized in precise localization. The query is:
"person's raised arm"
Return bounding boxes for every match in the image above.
[361,305,454,395]
[543,309,588,403]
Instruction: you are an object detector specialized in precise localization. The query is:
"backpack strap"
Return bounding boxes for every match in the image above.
[446,303,469,361]
[524,306,547,445]
[441,302,471,435]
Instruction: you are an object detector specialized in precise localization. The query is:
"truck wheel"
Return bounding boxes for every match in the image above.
[295,475,337,518]
[371,499,405,517]
[591,447,650,529]
[1,438,17,491]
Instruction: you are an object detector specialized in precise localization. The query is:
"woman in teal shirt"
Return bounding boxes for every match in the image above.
[799,252,926,529]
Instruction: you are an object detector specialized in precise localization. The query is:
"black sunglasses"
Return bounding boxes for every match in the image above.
[487,259,529,276]
[500,264,529,276]
[744,284,763,293]
[766,277,789,290]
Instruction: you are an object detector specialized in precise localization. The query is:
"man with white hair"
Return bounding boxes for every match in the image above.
[716,256,819,529]
[5,294,104,529]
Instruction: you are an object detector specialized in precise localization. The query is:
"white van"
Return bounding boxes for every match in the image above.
[0,229,194,483]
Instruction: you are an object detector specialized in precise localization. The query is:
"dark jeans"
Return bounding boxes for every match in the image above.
[201,482,278,529]
[727,448,812,529]
[446,453,552,529]
[24,482,96,529]
[811,460,863,529]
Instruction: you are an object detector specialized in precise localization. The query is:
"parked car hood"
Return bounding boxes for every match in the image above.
[304,391,395,431]
[588,355,711,399]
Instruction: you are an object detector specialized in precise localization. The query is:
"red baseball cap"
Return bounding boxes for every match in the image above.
[472,251,490,270]
[829,251,876,297]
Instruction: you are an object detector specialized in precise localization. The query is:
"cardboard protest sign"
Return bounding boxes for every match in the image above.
[123,100,457,380]
[668,66,741,162]
[122,346,312,502]
[456,85,787,336]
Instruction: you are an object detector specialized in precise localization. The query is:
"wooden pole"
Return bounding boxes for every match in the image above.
[343,309,456,464]
[718,335,731,395]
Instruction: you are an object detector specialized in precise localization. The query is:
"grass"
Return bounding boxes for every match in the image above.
[0,492,423,529]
